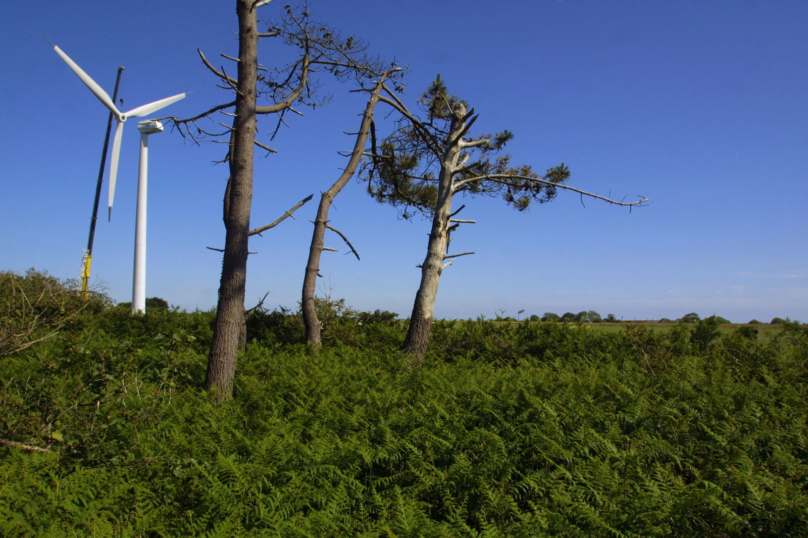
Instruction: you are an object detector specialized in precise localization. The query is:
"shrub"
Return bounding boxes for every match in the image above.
[690,315,722,352]
[0,269,110,358]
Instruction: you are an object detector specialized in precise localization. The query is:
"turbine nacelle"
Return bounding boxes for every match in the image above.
[47,38,186,220]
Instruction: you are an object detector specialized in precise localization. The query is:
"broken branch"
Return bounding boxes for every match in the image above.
[0,438,50,453]
[326,224,360,260]
[254,139,278,153]
[198,49,237,84]
[444,251,475,260]
[249,194,313,236]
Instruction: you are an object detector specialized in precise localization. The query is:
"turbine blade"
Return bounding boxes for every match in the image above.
[108,121,125,220]
[52,45,122,119]
[125,93,187,118]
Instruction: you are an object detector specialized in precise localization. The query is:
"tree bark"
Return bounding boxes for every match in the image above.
[204,0,258,401]
[402,105,467,362]
[302,73,394,346]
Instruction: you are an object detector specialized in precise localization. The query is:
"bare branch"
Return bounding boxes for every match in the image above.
[0,438,50,453]
[245,292,270,315]
[454,174,649,206]
[323,247,338,252]
[449,204,466,218]
[198,49,237,84]
[449,219,476,224]
[255,56,311,114]
[163,101,236,130]
[453,114,478,143]
[444,251,475,260]
[220,65,243,96]
[249,194,314,236]
[207,246,225,252]
[326,224,360,260]
[381,84,409,111]
[221,53,240,63]
[460,138,490,149]
[254,139,278,153]
[441,261,453,270]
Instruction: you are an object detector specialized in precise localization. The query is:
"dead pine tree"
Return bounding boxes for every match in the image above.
[165,2,386,401]
[302,66,402,347]
[364,75,648,363]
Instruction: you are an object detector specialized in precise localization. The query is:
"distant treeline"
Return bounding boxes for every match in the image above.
[504,311,797,325]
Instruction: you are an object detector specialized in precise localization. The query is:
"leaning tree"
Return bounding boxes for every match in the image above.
[167,1,386,400]
[364,76,647,363]
[301,66,403,347]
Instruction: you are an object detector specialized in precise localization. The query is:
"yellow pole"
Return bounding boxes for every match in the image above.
[81,253,92,299]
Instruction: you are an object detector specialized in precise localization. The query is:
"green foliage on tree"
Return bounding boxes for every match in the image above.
[363,75,571,220]
[542,312,560,322]
[529,314,540,322]
[561,312,576,322]
[771,317,787,325]
[679,312,701,323]
[145,297,170,312]
[605,313,618,323]
[587,310,602,323]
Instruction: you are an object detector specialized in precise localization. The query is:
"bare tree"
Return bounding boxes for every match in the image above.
[166,2,386,400]
[302,67,402,347]
[364,76,648,363]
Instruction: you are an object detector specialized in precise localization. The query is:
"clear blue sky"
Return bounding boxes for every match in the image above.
[2,0,806,323]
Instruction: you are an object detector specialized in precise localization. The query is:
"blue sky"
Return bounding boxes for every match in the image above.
[2,0,806,323]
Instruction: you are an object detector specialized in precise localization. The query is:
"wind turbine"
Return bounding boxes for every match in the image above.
[46,38,186,221]
[131,120,165,314]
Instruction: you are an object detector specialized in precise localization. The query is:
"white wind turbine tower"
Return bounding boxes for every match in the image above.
[132,120,165,314]
[48,38,187,313]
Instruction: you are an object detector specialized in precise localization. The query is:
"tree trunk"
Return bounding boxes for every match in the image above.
[302,73,393,346]
[402,106,467,362]
[204,0,258,401]
[302,193,332,346]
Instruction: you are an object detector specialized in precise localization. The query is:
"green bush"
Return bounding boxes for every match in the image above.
[0,269,110,358]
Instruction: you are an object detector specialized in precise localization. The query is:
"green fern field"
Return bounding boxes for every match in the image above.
[2,274,808,536]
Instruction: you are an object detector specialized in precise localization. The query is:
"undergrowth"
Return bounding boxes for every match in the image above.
[1,271,807,536]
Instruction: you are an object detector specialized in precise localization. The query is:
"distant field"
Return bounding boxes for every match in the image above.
[475,320,790,340]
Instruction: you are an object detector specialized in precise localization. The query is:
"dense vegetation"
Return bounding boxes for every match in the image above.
[2,270,808,536]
